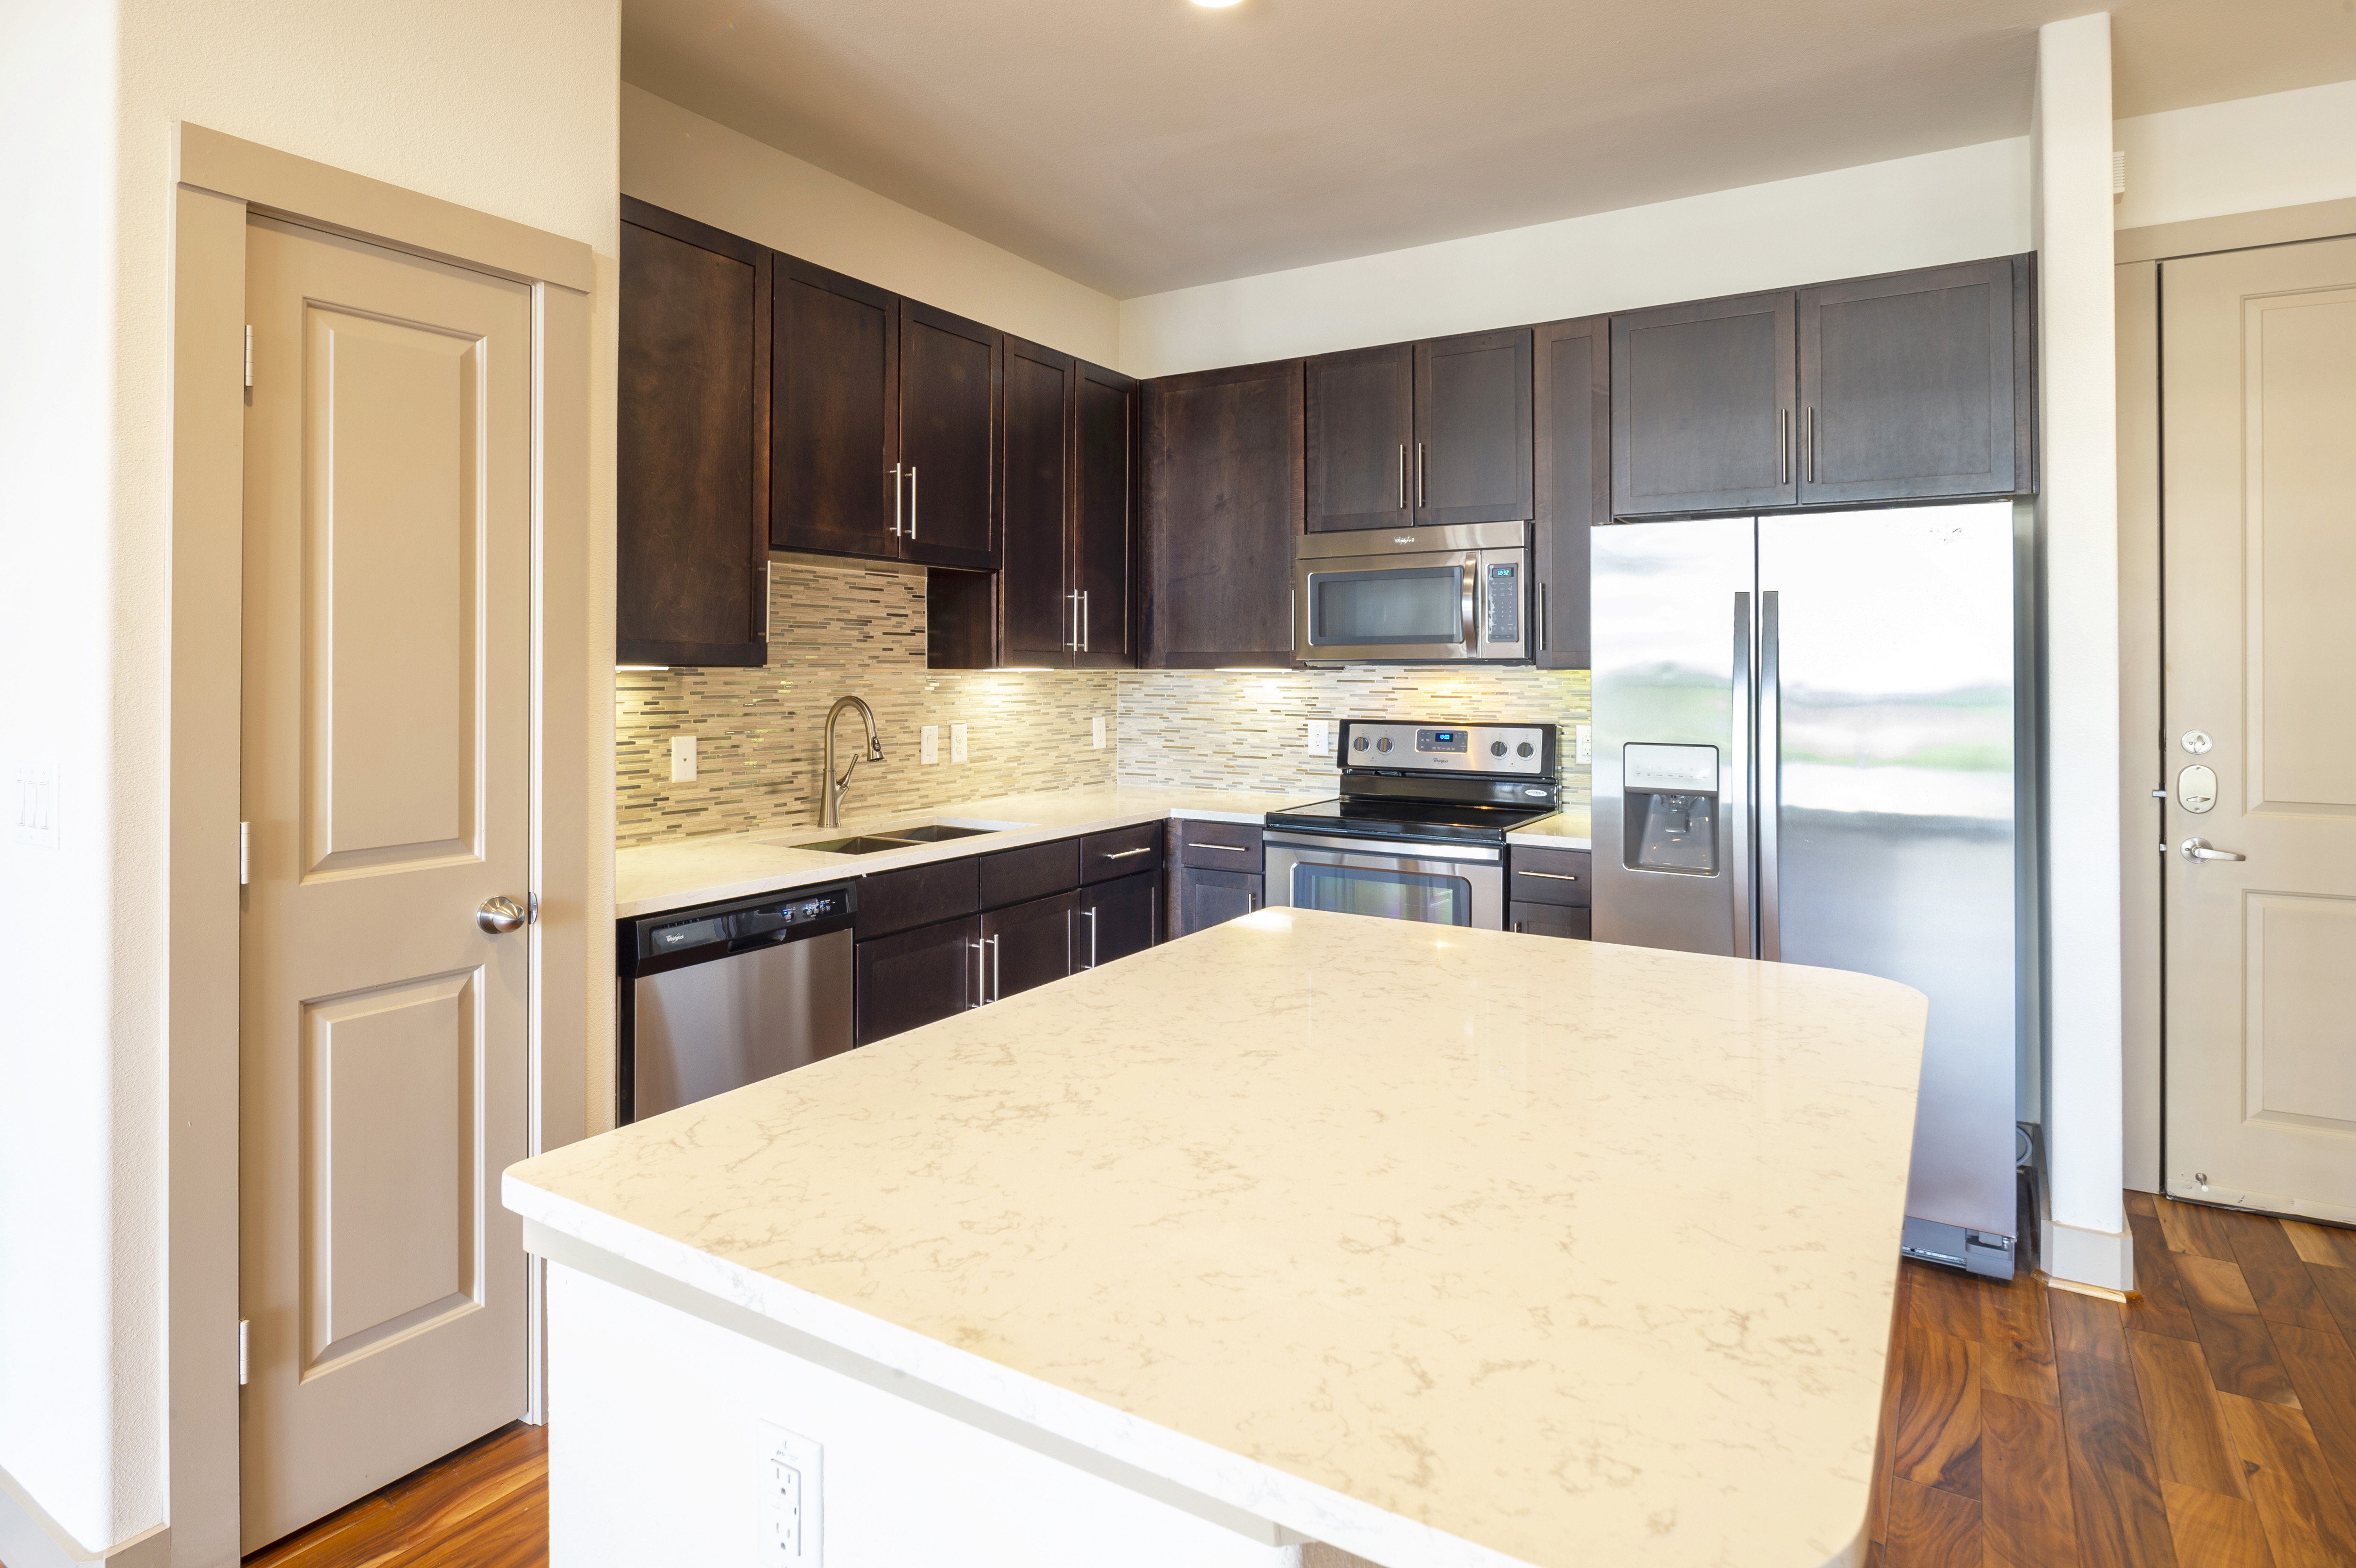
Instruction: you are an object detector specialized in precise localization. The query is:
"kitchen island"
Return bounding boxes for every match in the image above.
[506,908,1923,1568]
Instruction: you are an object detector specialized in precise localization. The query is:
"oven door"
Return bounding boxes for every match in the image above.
[1262,832,1505,929]
[1295,545,1529,663]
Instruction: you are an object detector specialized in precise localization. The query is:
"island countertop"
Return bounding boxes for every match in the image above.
[507,909,1923,1568]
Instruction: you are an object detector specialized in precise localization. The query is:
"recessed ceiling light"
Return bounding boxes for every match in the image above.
[1191,0,1245,8]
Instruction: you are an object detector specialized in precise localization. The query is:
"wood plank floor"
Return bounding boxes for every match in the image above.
[220,1195,2356,1568]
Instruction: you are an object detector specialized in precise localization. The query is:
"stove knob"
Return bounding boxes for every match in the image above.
[1375,736,1393,753]
[1518,742,1535,758]
[1490,740,1507,757]
[1352,736,1369,752]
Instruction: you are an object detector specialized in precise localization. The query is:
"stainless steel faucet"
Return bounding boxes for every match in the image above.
[821,694,884,827]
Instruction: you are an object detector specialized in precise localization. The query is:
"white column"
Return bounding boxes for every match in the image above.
[2034,12,2131,1291]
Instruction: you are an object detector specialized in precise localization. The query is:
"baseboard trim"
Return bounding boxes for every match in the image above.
[0,1462,170,1568]
[2042,1210,2135,1295]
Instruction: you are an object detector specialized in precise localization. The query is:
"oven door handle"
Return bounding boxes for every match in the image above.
[1263,832,1501,864]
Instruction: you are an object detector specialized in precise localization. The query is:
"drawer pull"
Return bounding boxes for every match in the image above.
[1103,847,1152,860]
[1194,843,1252,852]
[1520,870,1581,881]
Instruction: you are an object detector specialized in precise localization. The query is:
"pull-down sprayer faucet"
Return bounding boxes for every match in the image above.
[822,695,883,827]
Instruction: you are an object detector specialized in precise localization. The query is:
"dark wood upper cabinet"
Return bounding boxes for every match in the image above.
[1142,359,1304,669]
[773,253,899,558]
[1305,344,1414,532]
[998,337,1076,665]
[616,199,770,669]
[895,300,1000,570]
[1072,361,1140,668]
[1798,257,2028,505]
[1531,316,1609,670]
[1612,291,1797,518]
[1414,328,1533,526]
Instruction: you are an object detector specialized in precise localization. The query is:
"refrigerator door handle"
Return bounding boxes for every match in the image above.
[1729,591,1755,959]
[1758,590,1782,963]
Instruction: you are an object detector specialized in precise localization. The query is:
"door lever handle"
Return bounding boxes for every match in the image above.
[2180,838,2246,863]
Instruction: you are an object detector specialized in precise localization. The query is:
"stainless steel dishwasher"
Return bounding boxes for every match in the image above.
[617,883,857,1125]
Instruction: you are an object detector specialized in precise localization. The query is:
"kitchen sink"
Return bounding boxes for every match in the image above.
[879,824,992,841]
[798,836,923,855]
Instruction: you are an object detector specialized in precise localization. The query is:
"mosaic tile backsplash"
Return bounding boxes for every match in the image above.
[615,560,1593,846]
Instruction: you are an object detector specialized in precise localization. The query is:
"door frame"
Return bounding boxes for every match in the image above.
[2112,194,2356,1200]
[168,123,594,1565]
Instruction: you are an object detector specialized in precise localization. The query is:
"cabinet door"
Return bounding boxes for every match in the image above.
[982,890,1076,1002]
[1078,869,1158,969]
[1072,361,1140,667]
[897,299,1000,571]
[1532,317,1608,669]
[998,336,1075,666]
[1414,328,1532,526]
[1166,866,1262,938]
[1612,292,1796,517]
[1305,344,1414,533]
[1142,359,1304,668]
[773,253,899,558]
[1509,902,1592,940]
[1798,258,2022,506]
[618,200,770,668]
[854,915,981,1045]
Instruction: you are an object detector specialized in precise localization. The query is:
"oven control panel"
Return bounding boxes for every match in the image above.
[1339,721,1554,777]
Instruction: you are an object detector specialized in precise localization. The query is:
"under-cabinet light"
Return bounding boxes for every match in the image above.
[617,664,671,672]
[985,667,1052,673]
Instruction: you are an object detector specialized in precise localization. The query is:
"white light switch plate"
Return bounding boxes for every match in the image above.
[949,723,969,764]
[920,725,939,765]
[670,735,698,782]
[1575,725,1592,765]
[1307,719,1329,754]
[12,763,58,849]
[1091,716,1106,750]
[756,1421,823,1565]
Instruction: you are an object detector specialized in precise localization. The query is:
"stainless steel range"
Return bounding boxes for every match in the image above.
[1263,720,1561,929]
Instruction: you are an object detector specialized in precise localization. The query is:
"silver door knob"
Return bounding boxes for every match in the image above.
[2180,838,2246,863]
[477,895,529,933]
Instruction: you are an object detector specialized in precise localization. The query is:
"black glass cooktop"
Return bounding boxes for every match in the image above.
[1264,795,1555,845]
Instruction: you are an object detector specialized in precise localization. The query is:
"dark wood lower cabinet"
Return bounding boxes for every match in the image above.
[854,915,982,1045]
[1509,902,1592,940]
[1077,870,1157,970]
[982,890,1076,1003]
[1167,866,1262,938]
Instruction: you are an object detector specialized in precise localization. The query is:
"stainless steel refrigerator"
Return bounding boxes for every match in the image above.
[1592,501,2033,1278]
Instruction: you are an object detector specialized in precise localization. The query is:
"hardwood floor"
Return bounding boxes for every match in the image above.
[219,1196,2356,1568]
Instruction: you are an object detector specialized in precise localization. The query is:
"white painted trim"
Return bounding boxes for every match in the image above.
[2115,257,2162,1196]
[0,1462,170,1568]
[2041,1209,2135,1295]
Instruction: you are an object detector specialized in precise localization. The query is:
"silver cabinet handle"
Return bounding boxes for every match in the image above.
[1103,847,1151,860]
[1461,553,1479,649]
[1066,589,1080,652]
[1080,906,1097,970]
[988,931,1000,1000]
[1518,870,1579,881]
[1194,842,1250,852]
[1805,408,1816,484]
[1538,580,1548,654]
[1397,443,1407,510]
[1778,410,1790,485]
[889,463,904,537]
[2180,838,2246,863]
[1416,441,1427,508]
[968,938,985,1007]
[1081,589,1090,653]
[907,465,917,539]
[476,895,529,934]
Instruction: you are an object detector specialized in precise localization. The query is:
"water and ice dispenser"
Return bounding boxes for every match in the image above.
[1621,744,1720,875]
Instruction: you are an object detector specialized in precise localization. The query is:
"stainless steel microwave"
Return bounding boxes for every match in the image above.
[1294,521,1529,664]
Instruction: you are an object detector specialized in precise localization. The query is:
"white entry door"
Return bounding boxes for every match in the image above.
[2162,233,2356,1222]
[239,214,535,1549]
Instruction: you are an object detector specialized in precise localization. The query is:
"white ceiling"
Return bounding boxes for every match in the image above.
[622,0,2356,298]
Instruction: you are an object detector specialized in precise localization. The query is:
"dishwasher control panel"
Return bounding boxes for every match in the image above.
[636,884,856,962]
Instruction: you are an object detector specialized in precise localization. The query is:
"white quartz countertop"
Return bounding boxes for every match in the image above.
[507,909,1924,1568]
[1504,805,1591,849]
[614,786,1328,918]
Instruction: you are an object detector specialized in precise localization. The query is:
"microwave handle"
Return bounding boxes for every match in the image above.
[1461,554,1479,649]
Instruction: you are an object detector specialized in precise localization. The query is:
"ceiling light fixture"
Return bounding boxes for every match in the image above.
[1191,0,1245,8]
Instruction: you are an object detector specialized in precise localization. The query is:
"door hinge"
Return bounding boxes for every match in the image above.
[243,326,253,389]
[238,821,250,885]
[238,1319,249,1386]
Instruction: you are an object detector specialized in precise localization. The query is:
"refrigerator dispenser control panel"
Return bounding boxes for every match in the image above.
[1623,744,1720,792]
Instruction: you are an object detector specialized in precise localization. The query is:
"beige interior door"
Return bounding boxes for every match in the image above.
[240,214,535,1549]
[2162,233,2356,1223]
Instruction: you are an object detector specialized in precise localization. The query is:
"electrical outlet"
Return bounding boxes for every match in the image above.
[757,1421,823,1565]
[670,735,698,782]
[1574,725,1592,765]
[12,762,57,849]
[949,723,969,764]
[1307,719,1329,754]
[1091,717,1106,750]
[920,725,939,765]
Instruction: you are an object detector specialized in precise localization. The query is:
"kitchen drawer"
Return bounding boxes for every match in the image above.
[1508,846,1591,908]
[1510,901,1591,941]
[855,857,979,939]
[1079,822,1161,884]
[979,836,1080,910]
[1172,817,1263,872]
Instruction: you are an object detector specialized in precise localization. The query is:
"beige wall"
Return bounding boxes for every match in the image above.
[623,83,1120,367]
[2116,76,2356,231]
[0,0,620,1557]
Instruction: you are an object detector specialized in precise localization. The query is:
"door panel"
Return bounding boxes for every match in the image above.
[2164,236,2356,1221]
[1142,359,1303,668]
[1611,293,1796,517]
[242,216,532,1549]
[1415,327,1532,526]
[1167,866,1261,938]
[897,300,998,569]
[1000,338,1073,665]
[983,890,1076,1001]
[773,255,897,558]
[1305,344,1413,532]
[1073,363,1138,667]
[1532,317,1607,669]
[855,916,981,1045]
[1079,870,1158,968]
